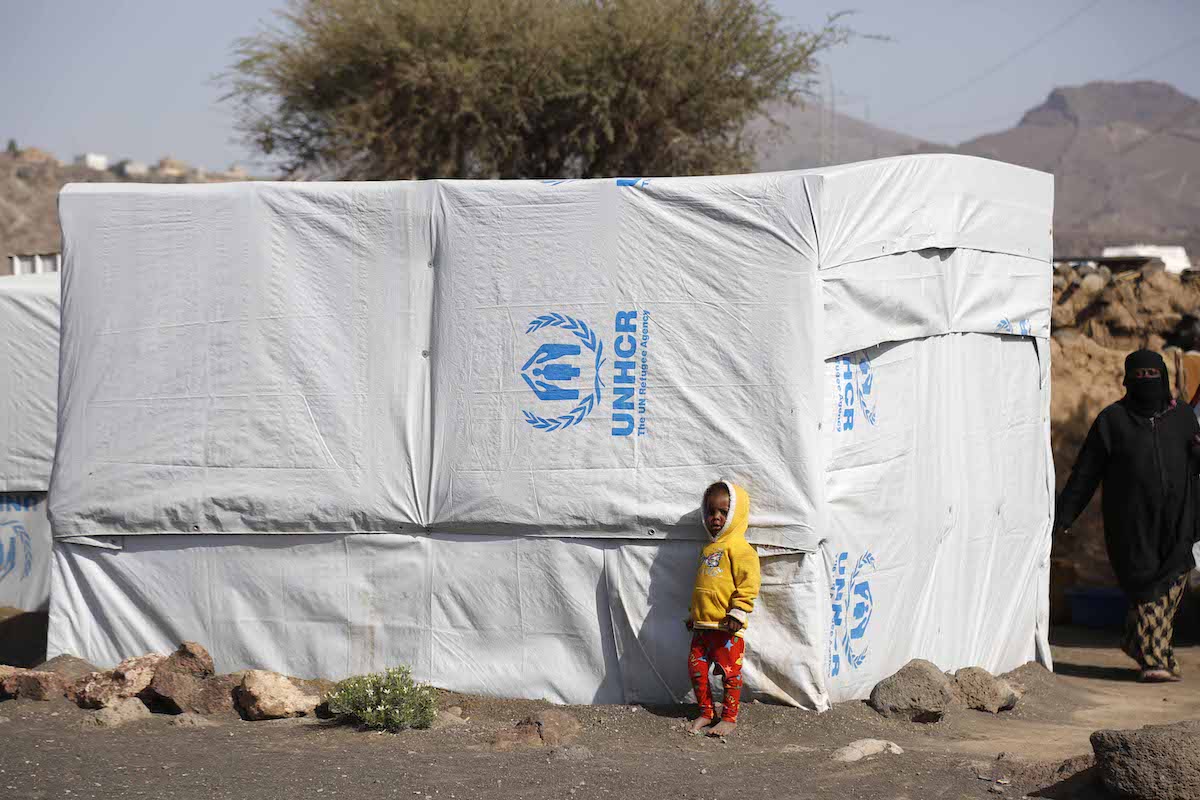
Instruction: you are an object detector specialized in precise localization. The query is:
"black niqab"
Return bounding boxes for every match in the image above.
[1123,349,1170,417]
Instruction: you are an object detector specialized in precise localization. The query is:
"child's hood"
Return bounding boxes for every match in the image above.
[706,481,750,542]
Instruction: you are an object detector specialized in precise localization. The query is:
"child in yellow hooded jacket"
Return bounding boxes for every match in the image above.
[686,481,761,736]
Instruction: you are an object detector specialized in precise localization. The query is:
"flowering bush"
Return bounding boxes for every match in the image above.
[325,666,436,732]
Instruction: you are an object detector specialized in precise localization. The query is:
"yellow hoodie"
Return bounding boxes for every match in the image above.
[689,482,761,638]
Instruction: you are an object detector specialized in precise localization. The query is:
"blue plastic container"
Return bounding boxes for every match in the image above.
[1065,587,1128,629]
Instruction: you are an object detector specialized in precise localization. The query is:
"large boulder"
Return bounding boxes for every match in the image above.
[146,643,231,715]
[34,655,99,683]
[1091,720,1200,800]
[162,642,214,678]
[83,697,152,728]
[868,659,955,723]
[953,667,1020,713]
[235,670,323,720]
[148,671,243,716]
[69,653,165,709]
[1,668,67,701]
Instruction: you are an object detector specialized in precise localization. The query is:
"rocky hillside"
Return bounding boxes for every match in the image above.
[958,81,1200,259]
[754,102,936,171]
[0,153,232,262]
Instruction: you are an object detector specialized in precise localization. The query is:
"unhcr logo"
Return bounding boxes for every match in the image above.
[520,310,652,436]
[835,352,877,432]
[521,314,605,431]
[0,520,32,584]
[828,550,876,678]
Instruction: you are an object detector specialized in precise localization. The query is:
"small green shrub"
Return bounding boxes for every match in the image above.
[326,665,436,732]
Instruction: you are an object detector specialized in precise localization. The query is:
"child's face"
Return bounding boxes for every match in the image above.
[704,489,730,538]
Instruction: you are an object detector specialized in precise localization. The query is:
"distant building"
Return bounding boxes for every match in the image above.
[1101,245,1191,274]
[116,159,149,178]
[74,152,109,171]
[6,253,61,276]
[154,156,189,178]
[16,147,58,165]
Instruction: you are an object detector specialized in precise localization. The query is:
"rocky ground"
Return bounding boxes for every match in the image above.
[2,630,1198,800]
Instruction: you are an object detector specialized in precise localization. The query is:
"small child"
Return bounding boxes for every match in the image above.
[686,480,761,736]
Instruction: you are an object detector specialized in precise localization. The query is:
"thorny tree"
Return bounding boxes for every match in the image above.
[226,0,851,179]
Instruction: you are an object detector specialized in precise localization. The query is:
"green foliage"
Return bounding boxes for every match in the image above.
[326,665,437,731]
[5,139,17,156]
[225,0,851,179]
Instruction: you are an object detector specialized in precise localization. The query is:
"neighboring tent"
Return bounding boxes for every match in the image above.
[0,273,58,615]
[48,154,1054,709]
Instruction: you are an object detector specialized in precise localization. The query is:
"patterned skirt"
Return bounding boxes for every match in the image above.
[1121,572,1189,673]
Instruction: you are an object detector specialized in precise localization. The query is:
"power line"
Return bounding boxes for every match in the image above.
[898,0,1105,119]
[1113,33,1200,80]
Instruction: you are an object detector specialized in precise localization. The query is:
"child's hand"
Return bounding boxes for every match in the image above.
[721,616,743,633]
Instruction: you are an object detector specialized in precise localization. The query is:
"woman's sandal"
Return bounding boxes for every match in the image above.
[1138,669,1182,683]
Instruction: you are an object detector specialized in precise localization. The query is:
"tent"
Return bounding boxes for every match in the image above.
[48,154,1054,709]
[0,273,59,616]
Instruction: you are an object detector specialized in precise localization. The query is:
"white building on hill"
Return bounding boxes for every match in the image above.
[74,153,109,171]
[1102,244,1191,274]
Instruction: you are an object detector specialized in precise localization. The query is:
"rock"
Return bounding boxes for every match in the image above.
[491,722,543,751]
[1097,265,1113,283]
[781,743,819,754]
[0,665,20,697]
[84,697,152,728]
[1,669,68,701]
[235,670,323,720]
[528,709,582,748]
[1053,273,1068,291]
[171,712,218,728]
[551,745,593,762]
[831,739,904,763]
[1080,273,1107,296]
[0,715,9,724]
[868,659,954,723]
[34,655,99,682]
[162,642,215,678]
[69,653,166,709]
[1091,720,1200,800]
[148,671,242,716]
[433,709,468,729]
[146,643,233,715]
[953,667,1020,713]
[492,709,582,750]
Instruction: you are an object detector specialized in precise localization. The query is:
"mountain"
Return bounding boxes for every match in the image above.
[956,81,1200,259]
[753,102,937,171]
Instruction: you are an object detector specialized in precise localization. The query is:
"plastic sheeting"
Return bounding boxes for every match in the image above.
[49,154,1055,707]
[0,274,58,613]
[0,274,58,493]
[0,493,51,612]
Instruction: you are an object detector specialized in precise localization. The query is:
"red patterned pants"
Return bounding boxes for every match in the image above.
[688,630,745,722]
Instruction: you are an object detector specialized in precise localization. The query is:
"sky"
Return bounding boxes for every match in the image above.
[1,0,1197,172]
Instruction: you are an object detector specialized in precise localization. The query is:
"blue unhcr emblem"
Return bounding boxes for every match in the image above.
[828,550,877,677]
[835,352,878,432]
[521,314,605,432]
[0,520,32,584]
[996,318,1032,336]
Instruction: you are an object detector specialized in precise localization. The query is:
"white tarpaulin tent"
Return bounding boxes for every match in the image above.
[48,154,1054,709]
[0,273,58,614]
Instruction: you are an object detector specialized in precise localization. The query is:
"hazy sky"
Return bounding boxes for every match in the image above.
[2,0,1197,171]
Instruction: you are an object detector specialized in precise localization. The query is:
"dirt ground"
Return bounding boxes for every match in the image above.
[1,628,1197,800]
